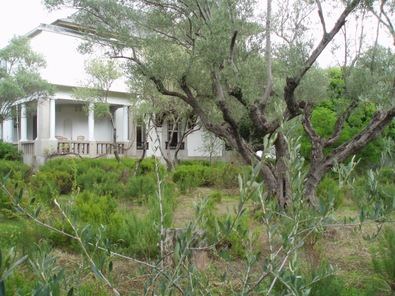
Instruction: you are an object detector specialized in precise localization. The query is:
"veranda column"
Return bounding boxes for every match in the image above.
[20,103,27,141]
[122,106,129,142]
[88,102,95,141]
[49,98,56,140]
[88,102,97,156]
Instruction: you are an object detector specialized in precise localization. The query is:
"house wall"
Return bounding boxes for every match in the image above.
[29,29,128,93]
[187,129,223,158]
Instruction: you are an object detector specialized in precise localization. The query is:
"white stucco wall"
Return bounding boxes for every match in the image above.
[187,129,223,157]
[29,29,128,93]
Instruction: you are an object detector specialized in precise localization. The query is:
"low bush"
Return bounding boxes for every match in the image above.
[105,192,175,258]
[30,158,161,201]
[0,141,22,161]
[0,219,41,254]
[123,174,156,200]
[173,162,242,192]
[0,160,31,216]
[371,227,395,292]
[74,191,117,225]
[316,176,343,209]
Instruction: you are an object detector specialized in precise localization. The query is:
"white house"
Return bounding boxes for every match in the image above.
[0,19,225,166]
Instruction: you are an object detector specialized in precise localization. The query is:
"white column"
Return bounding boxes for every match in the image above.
[20,103,27,141]
[122,106,129,141]
[3,118,14,143]
[49,98,56,140]
[88,102,95,141]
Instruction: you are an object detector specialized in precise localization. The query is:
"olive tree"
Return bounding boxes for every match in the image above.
[0,37,51,123]
[45,0,395,207]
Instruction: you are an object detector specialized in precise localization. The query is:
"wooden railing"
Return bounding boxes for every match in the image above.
[96,142,126,155]
[20,141,35,156]
[57,141,90,155]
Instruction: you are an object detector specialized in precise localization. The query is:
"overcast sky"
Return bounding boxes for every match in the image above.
[0,0,75,47]
[0,1,392,68]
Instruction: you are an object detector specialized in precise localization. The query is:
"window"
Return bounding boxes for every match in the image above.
[136,120,147,150]
[166,120,185,150]
[167,120,179,148]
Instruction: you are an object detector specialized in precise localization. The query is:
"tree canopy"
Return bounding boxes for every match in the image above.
[0,37,52,121]
[45,0,395,206]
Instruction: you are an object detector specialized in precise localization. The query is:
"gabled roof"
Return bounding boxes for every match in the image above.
[25,17,87,40]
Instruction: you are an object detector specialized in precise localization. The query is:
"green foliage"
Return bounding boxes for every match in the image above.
[4,271,36,296]
[0,37,52,120]
[76,281,110,296]
[354,169,395,223]
[30,158,160,201]
[173,162,242,192]
[309,274,386,296]
[74,191,117,225]
[371,227,395,291]
[124,174,156,200]
[0,160,30,216]
[0,142,22,161]
[316,177,343,209]
[0,219,40,253]
[0,247,28,295]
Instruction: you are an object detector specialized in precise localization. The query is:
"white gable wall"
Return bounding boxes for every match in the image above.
[29,30,128,93]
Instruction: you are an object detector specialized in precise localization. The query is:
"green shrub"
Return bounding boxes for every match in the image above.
[173,162,242,192]
[0,219,41,254]
[30,170,74,202]
[316,176,343,209]
[0,160,31,216]
[310,275,361,296]
[74,191,117,225]
[77,281,110,295]
[0,141,22,161]
[5,271,36,296]
[108,191,175,258]
[208,191,223,204]
[371,227,395,292]
[124,175,156,200]
[378,167,395,184]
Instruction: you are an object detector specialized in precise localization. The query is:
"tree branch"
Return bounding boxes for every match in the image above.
[325,100,358,147]
[302,103,321,142]
[284,0,361,116]
[316,0,327,34]
[326,106,395,166]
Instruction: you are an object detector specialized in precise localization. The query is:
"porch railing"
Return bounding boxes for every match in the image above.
[20,141,35,156]
[96,142,126,155]
[57,141,90,155]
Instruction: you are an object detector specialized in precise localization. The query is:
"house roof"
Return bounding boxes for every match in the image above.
[25,18,86,40]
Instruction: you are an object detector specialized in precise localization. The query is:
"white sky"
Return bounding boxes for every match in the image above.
[0,0,392,68]
[0,0,75,47]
